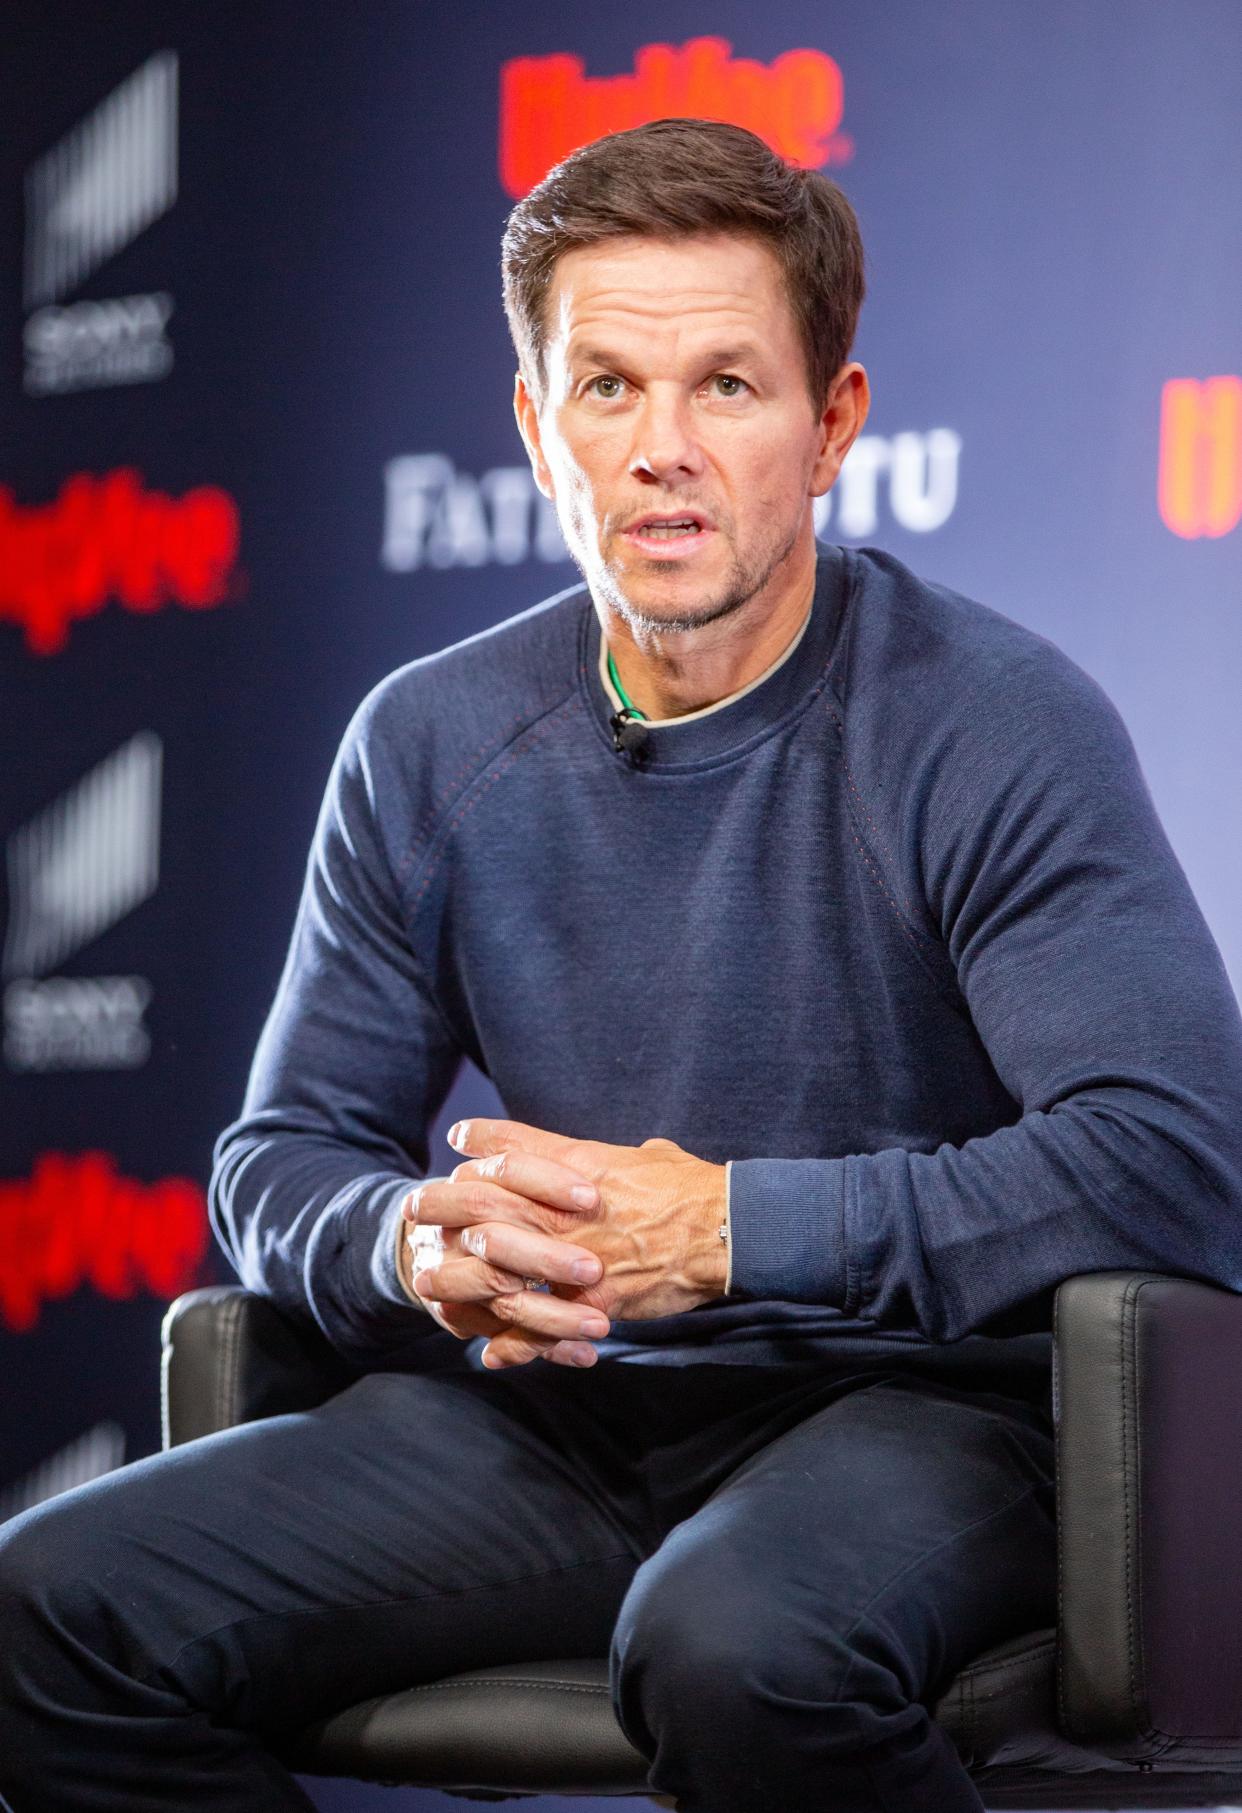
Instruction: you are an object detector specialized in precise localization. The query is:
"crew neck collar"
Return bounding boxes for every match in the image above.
[600,593,816,724]
[578,542,848,769]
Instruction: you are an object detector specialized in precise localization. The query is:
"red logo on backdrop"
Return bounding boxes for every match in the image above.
[0,1152,209,1333]
[499,36,851,200]
[1158,376,1242,539]
[0,468,242,655]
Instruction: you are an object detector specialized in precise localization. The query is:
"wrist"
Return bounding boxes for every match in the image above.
[684,1160,730,1301]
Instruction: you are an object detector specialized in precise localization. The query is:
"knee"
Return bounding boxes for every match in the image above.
[0,1483,127,1676]
[0,1496,68,1628]
[612,1527,850,1718]
[0,1495,83,1711]
[610,1528,914,1751]
[612,1544,762,1703]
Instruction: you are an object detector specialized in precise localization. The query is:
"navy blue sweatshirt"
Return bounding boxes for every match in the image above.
[210,544,1242,1390]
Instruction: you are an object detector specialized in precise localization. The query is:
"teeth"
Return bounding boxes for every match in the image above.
[641,520,698,538]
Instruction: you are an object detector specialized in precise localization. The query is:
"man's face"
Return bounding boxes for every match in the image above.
[515,231,866,634]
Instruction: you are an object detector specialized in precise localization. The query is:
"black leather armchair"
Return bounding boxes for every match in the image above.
[160,1273,1242,1807]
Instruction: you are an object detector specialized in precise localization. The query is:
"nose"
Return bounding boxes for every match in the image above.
[628,387,705,486]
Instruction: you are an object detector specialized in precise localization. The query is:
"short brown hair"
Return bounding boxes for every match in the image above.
[501,117,865,412]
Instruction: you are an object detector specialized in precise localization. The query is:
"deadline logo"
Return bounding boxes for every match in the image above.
[0,1152,209,1333]
[0,469,242,655]
[1158,376,1242,539]
[499,36,851,199]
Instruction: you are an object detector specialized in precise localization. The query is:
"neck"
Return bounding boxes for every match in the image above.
[601,545,817,721]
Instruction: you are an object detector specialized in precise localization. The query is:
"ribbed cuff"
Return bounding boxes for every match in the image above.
[296,1174,447,1367]
[724,1157,849,1305]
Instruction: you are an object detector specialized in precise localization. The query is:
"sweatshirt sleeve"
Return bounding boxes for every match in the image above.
[727,648,1242,1341]
[209,684,464,1369]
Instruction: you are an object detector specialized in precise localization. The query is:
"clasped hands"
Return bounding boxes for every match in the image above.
[401,1119,728,1370]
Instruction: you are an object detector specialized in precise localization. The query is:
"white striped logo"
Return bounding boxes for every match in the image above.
[3,734,162,981]
[0,1423,126,1523]
[24,52,178,310]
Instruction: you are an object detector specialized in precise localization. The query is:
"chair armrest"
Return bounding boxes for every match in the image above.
[161,1286,360,1449]
[1054,1269,1242,1751]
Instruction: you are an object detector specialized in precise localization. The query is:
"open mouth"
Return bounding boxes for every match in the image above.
[623,513,712,550]
[636,517,702,539]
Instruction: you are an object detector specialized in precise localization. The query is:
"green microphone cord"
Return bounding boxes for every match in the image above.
[607,648,648,720]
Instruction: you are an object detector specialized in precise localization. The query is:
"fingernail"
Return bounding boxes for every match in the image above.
[579,1318,609,1338]
[447,1122,461,1146]
[412,1271,430,1296]
[401,1191,417,1222]
[572,1258,601,1283]
[570,1345,597,1367]
[571,1184,597,1207]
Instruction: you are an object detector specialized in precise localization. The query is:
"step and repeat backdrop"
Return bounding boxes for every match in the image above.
[1,4,1239,1799]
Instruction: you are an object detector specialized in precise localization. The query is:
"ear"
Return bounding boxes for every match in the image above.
[809,363,870,497]
[513,371,555,502]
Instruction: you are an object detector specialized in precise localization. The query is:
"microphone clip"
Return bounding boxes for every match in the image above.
[609,707,650,765]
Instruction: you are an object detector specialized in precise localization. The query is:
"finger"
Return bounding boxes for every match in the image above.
[456,1220,603,1290]
[405,1169,597,1235]
[426,1299,513,1341]
[483,1331,600,1370]
[412,1253,527,1304]
[479,1327,553,1369]
[486,1286,610,1342]
[538,1340,601,1368]
[448,1118,594,1179]
[456,1147,601,1212]
[413,1263,609,1341]
[429,1299,561,1353]
[414,1281,566,1350]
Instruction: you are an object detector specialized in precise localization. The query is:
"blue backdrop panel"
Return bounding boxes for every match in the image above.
[1,4,1238,1808]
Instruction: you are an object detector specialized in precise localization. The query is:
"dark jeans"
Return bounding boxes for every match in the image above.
[0,1354,1056,1811]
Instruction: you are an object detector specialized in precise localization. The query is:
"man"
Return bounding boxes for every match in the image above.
[2,118,1241,1813]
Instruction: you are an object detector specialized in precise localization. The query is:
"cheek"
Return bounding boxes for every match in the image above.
[546,430,612,506]
[549,409,622,471]
[729,425,817,509]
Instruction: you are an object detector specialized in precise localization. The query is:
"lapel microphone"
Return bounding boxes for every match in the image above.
[606,646,651,764]
[609,706,651,762]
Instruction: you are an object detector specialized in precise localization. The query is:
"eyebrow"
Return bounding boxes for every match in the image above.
[567,343,766,373]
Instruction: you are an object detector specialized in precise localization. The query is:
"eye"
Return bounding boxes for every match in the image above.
[710,373,749,398]
[587,375,625,400]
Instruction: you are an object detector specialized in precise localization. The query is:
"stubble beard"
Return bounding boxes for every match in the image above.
[566,509,804,637]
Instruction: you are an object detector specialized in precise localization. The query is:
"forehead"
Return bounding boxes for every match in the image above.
[544,232,797,356]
